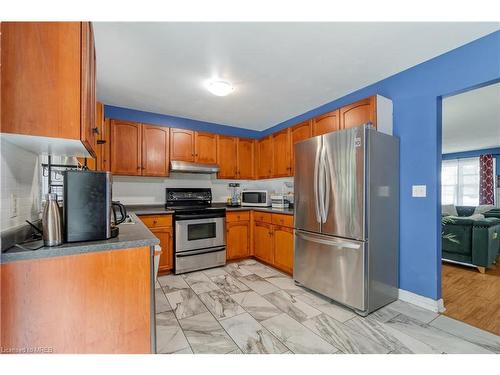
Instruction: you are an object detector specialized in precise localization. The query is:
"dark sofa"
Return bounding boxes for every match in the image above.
[442,206,500,273]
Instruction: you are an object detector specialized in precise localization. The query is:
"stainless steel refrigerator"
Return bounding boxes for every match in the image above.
[294,125,399,316]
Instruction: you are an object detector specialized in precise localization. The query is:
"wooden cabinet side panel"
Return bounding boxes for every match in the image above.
[0,247,152,353]
[80,22,97,157]
[101,118,111,171]
[1,22,81,139]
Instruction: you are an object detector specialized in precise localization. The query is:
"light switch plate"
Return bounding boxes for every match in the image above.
[10,193,18,217]
[412,185,427,198]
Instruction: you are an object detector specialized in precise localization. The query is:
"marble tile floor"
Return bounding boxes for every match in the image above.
[155,259,500,354]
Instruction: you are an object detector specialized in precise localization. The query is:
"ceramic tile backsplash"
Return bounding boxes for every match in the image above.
[112,173,293,204]
[1,138,41,230]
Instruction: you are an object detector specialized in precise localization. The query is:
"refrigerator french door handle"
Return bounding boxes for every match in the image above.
[318,144,326,223]
[313,141,322,223]
[321,145,330,223]
[295,230,361,249]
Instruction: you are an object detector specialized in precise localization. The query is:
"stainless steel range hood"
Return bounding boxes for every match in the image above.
[170,160,220,174]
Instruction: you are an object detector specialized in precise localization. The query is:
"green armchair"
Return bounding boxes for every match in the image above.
[442,214,500,273]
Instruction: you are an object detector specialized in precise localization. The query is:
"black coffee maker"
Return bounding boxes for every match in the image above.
[63,170,123,242]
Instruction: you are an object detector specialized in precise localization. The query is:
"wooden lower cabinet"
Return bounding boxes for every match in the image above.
[139,214,173,274]
[226,221,250,260]
[252,213,294,274]
[1,247,152,353]
[273,226,294,274]
[150,227,173,273]
[253,221,275,265]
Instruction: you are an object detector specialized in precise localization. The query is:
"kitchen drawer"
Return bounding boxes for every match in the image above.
[139,214,172,228]
[226,211,250,222]
[272,213,294,228]
[253,211,272,224]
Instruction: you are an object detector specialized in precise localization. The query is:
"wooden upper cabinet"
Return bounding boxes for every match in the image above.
[111,120,142,176]
[1,22,96,156]
[195,132,217,164]
[142,125,169,177]
[217,136,238,179]
[272,128,292,177]
[237,138,255,179]
[340,96,376,130]
[312,109,339,136]
[256,136,273,179]
[290,120,312,175]
[170,128,195,162]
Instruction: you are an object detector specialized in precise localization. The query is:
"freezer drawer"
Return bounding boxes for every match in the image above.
[294,230,366,311]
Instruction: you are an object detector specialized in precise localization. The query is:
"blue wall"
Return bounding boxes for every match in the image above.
[105,30,500,300]
[104,105,261,139]
[443,147,500,175]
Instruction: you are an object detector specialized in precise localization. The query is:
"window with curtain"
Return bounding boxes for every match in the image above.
[441,158,480,206]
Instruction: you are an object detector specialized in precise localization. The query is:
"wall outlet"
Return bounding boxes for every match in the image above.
[412,185,427,198]
[10,193,18,218]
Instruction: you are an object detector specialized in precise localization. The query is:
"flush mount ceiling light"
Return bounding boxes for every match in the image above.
[206,80,234,97]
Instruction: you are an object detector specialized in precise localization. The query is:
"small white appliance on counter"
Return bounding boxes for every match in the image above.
[241,190,271,207]
[271,195,290,209]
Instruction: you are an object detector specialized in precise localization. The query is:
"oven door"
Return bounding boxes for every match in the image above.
[175,216,225,252]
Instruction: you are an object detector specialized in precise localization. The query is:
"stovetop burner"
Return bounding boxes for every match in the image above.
[165,188,225,216]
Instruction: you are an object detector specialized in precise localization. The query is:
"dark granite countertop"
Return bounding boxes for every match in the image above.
[126,203,294,216]
[211,203,295,216]
[126,204,175,215]
[1,213,159,263]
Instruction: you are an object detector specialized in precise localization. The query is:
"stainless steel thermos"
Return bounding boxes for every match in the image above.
[42,193,63,246]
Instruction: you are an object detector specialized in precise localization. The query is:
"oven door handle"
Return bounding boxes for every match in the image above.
[175,213,225,220]
[176,246,226,257]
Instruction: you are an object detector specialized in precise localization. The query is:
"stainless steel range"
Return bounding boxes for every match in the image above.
[166,188,226,274]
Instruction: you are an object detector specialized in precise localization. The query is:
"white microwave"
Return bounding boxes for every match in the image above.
[241,190,272,207]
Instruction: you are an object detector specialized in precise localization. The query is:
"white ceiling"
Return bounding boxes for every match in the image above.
[94,22,499,130]
[442,83,500,154]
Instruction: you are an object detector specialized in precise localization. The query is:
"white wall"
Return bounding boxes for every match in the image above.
[0,138,41,230]
[112,173,293,204]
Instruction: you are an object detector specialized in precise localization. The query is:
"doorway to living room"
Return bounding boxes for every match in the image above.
[440,82,500,335]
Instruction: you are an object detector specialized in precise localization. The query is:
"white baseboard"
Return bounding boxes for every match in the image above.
[398,289,446,313]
